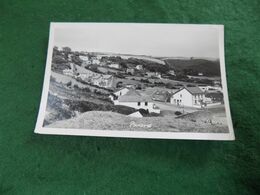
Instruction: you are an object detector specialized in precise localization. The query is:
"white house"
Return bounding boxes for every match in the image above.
[170,87,205,108]
[63,69,74,77]
[108,63,121,69]
[92,74,114,88]
[91,58,100,65]
[126,68,135,75]
[136,65,143,70]
[79,55,89,61]
[68,54,73,62]
[114,87,130,97]
[63,63,76,76]
[198,85,209,92]
[109,87,130,101]
[146,72,161,79]
[113,89,160,114]
[169,70,176,76]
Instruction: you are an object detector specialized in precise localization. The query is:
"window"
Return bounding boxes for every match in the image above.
[195,100,197,104]
[138,102,141,106]
[180,94,182,98]
[145,102,148,106]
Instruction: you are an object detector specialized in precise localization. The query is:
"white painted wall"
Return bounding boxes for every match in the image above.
[114,88,129,97]
[92,59,100,64]
[79,55,89,61]
[108,64,120,69]
[171,88,193,107]
[114,101,160,113]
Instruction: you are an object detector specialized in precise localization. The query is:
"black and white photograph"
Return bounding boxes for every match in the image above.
[35,23,234,140]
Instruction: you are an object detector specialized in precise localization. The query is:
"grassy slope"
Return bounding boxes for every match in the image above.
[166,59,221,76]
[48,110,229,133]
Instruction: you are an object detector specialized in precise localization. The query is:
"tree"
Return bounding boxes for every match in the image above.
[62,47,72,60]
[62,47,71,53]
[116,81,123,88]
[53,46,60,57]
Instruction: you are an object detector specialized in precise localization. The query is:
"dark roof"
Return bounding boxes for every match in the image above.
[118,89,151,102]
[186,87,203,94]
[152,90,170,101]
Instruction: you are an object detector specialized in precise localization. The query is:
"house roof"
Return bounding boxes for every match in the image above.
[173,86,203,95]
[185,87,203,94]
[92,74,112,80]
[128,111,143,118]
[152,90,170,101]
[114,87,129,94]
[103,75,113,79]
[75,64,91,74]
[118,89,151,102]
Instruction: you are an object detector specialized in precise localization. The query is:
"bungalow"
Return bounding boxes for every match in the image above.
[135,65,143,70]
[79,55,89,61]
[109,87,130,101]
[126,68,135,75]
[169,70,176,76]
[74,65,100,82]
[113,89,160,114]
[152,90,171,102]
[170,86,205,108]
[108,63,121,69]
[146,72,161,79]
[68,54,73,62]
[63,69,74,77]
[198,85,209,92]
[213,80,221,86]
[91,58,100,65]
[63,63,76,76]
[91,74,114,88]
[114,87,130,97]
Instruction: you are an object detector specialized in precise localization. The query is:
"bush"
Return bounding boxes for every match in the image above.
[187,84,196,87]
[50,76,56,82]
[52,55,67,64]
[140,79,149,83]
[66,81,72,87]
[166,82,175,89]
[138,109,149,116]
[82,87,91,93]
[149,112,160,117]
[175,111,182,116]
[113,105,137,115]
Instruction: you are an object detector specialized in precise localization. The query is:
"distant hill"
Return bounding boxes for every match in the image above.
[92,52,166,65]
[165,59,221,76]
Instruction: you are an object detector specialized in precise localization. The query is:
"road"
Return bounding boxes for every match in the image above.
[152,101,200,113]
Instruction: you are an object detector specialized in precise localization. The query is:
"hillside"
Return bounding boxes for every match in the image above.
[47,111,228,133]
[165,59,221,76]
[92,52,166,65]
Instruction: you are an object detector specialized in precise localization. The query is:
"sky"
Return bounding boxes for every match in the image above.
[53,23,221,58]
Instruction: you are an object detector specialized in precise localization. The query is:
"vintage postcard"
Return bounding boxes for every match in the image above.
[35,23,235,140]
